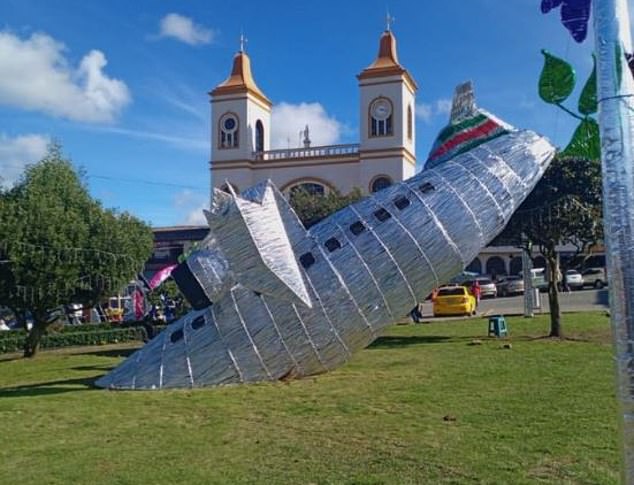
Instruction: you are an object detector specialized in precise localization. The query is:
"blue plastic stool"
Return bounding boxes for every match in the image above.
[488,315,508,337]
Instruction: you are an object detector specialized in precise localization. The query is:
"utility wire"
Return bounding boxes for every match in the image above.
[1,161,208,192]
[87,174,207,191]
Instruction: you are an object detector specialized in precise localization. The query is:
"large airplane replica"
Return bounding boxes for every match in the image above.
[97,83,556,390]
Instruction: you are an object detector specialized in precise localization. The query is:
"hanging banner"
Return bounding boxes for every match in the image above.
[133,288,145,320]
[148,264,177,290]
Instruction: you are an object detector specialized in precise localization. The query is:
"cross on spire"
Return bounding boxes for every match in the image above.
[385,10,395,31]
[239,31,248,52]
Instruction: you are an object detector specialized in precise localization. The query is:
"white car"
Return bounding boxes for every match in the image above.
[563,269,584,290]
[497,275,525,296]
[582,268,607,289]
[477,277,497,298]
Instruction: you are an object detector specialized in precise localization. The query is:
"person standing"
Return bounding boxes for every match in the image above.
[471,280,481,307]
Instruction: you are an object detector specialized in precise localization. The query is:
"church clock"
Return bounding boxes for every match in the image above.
[371,98,392,120]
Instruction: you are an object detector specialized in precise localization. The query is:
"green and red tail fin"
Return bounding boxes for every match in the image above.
[425,82,512,169]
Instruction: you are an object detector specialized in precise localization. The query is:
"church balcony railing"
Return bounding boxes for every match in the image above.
[253,143,359,161]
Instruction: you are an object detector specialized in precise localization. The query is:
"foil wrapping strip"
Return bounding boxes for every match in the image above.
[96,126,555,390]
[593,0,634,480]
[187,246,232,303]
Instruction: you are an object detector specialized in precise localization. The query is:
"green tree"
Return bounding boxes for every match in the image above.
[0,144,153,357]
[499,154,603,337]
[289,187,363,228]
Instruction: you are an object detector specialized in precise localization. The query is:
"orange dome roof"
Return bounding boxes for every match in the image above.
[210,50,271,107]
[358,30,417,91]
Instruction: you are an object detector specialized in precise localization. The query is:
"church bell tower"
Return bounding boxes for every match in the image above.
[209,36,271,191]
[358,21,417,192]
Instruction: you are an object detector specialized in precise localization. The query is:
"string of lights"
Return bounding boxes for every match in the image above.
[1,161,208,192]
[9,272,133,304]
[0,240,139,264]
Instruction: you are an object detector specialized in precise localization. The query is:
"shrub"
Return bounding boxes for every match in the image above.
[0,327,148,354]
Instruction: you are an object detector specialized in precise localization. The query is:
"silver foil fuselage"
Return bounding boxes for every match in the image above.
[96,130,554,390]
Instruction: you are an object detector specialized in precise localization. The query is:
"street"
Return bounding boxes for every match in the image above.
[417,288,609,321]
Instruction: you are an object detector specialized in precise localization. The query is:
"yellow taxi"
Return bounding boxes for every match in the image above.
[433,285,476,317]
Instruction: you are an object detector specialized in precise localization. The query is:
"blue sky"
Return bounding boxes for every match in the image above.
[0,0,605,227]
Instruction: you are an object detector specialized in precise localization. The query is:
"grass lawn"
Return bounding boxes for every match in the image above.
[0,312,619,484]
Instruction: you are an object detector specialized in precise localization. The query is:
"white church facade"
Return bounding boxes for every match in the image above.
[209,28,417,196]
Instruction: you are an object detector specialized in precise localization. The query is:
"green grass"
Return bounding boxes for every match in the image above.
[0,313,619,484]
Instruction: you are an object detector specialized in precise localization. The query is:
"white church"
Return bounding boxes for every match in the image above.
[209,26,417,197]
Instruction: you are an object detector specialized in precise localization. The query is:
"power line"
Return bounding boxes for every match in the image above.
[1,161,208,192]
[87,174,207,191]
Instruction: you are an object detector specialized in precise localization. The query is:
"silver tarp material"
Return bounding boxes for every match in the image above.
[96,83,556,390]
[593,0,634,480]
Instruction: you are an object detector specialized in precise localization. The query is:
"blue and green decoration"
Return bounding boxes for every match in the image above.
[541,0,592,43]
[540,0,634,160]
[538,49,601,159]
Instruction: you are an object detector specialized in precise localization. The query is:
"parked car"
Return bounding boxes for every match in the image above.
[582,267,608,289]
[476,277,497,298]
[497,275,525,297]
[433,285,476,317]
[463,277,497,298]
[563,269,584,290]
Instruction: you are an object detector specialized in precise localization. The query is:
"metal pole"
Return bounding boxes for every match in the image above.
[593,0,634,480]
[522,245,534,318]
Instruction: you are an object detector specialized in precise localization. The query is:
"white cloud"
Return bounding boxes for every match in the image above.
[163,94,207,121]
[0,31,130,123]
[416,98,452,123]
[415,103,433,122]
[173,189,208,225]
[185,205,208,225]
[271,102,343,149]
[159,13,215,45]
[0,133,49,187]
[435,98,452,115]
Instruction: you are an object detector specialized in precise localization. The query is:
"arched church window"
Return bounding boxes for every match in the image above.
[369,98,393,137]
[370,176,392,193]
[407,105,413,140]
[255,120,264,152]
[219,113,239,149]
